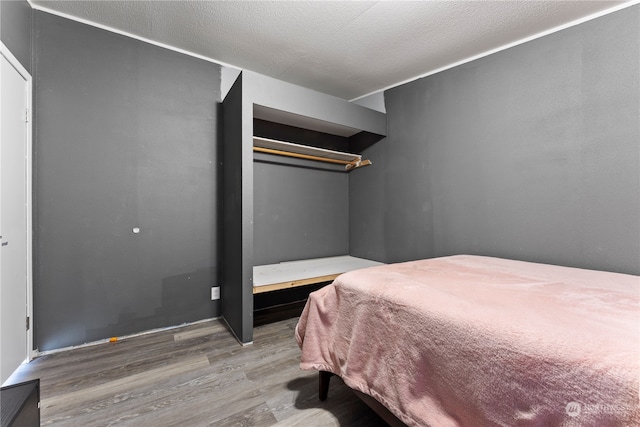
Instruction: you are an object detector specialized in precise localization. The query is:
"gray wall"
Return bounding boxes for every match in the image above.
[1,0,32,74]
[252,119,351,266]
[34,11,221,351]
[253,155,349,265]
[350,5,640,275]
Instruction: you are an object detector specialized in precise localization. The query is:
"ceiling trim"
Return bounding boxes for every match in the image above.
[27,0,241,72]
[29,0,638,102]
[350,0,640,102]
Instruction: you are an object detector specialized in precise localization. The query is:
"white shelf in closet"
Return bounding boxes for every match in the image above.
[253,255,384,294]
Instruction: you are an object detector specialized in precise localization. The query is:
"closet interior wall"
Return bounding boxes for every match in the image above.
[253,120,350,267]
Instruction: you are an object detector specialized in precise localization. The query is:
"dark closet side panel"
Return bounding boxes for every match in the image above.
[222,73,249,342]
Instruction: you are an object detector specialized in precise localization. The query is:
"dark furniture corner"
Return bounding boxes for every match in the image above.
[1,379,40,427]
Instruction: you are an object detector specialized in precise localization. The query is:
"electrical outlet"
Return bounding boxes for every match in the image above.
[211,286,220,300]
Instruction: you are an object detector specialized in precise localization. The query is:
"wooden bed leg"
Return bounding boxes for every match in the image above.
[319,371,333,401]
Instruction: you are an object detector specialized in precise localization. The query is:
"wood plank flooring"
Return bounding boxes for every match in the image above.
[6,317,388,426]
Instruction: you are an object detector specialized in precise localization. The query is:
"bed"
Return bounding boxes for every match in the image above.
[295,255,639,426]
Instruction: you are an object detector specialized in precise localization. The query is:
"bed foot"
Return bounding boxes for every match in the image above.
[319,371,334,401]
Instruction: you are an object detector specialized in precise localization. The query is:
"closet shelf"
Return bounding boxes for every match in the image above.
[253,136,372,171]
[253,256,384,294]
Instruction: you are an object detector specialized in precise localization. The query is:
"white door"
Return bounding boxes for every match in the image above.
[1,43,33,385]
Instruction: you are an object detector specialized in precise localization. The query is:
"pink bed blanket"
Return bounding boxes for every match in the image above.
[295,255,639,426]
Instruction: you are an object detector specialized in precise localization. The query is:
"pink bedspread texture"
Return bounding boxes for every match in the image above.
[295,255,640,426]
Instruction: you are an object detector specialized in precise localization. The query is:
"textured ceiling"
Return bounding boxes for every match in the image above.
[30,1,630,100]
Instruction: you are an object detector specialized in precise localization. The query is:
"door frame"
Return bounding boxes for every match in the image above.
[1,41,34,363]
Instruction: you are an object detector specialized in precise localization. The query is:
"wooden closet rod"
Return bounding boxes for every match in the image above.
[253,136,372,171]
[253,146,352,166]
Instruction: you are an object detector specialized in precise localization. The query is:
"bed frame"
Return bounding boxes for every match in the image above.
[319,371,407,426]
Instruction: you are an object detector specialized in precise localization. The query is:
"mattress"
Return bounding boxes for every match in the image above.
[295,255,640,426]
